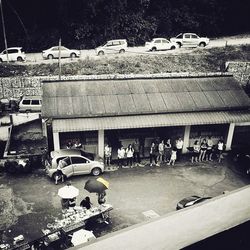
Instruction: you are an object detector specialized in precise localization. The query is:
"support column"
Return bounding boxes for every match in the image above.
[98,130,104,159]
[226,123,235,151]
[183,125,191,154]
[53,132,60,151]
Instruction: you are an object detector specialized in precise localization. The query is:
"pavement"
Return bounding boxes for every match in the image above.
[0,155,249,246]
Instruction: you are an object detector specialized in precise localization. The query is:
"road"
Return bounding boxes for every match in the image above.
[23,35,250,64]
[0,157,249,245]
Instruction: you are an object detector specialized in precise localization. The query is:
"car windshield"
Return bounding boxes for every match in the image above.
[176,33,183,38]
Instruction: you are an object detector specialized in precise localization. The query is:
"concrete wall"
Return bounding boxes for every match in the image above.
[0,72,232,99]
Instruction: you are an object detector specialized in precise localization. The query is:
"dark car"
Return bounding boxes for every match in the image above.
[231,145,250,175]
[176,195,212,210]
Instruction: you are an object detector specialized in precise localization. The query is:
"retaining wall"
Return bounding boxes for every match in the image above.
[0,72,233,99]
[226,61,250,84]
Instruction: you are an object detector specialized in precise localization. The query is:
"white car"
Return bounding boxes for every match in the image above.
[145,38,178,51]
[42,46,80,59]
[95,39,127,56]
[0,47,26,62]
[170,33,210,48]
[46,149,105,181]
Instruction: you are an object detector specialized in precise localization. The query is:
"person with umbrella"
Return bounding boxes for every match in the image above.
[58,183,79,209]
[84,177,109,204]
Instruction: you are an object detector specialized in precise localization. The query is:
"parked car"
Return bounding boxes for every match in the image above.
[45,149,104,181]
[0,47,26,62]
[145,38,178,51]
[42,46,80,59]
[176,195,212,210]
[0,98,19,113]
[170,33,210,48]
[18,96,42,113]
[95,39,127,56]
[232,146,250,175]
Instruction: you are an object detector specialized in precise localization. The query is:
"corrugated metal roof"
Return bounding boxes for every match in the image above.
[52,110,250,132]
[42,76,250,119]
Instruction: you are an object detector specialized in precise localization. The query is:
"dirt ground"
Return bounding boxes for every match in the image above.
[0,156,249,246]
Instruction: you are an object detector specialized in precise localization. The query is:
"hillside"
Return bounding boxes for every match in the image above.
[0,45,250,77]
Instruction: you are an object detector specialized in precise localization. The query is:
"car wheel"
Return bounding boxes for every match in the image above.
[151,47,157,52]
[17,57,23,62]
[70,53,76,58]
[199,42,206,47]
[0,58,3,63]
[98,51,104,56]
[119,49,125,54]
[91,167,101,176]
[47,54,54,59]
[177,42,182,48]
[170,46,176,50]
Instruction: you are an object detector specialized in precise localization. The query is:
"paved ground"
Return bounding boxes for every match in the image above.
[0,156,249,245]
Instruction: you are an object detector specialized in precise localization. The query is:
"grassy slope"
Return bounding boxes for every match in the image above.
[0,45,249,77]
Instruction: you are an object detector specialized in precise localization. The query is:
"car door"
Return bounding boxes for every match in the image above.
[31,99,41,111]
[51,47,59,58]
[60,46,69,58]
[7,49,18,61]
[71,156,92,175]
[182,34,191,47]
[57,157,74,177]
[162,39,171,50]
[190,34,199,47]
[104,41,113,54]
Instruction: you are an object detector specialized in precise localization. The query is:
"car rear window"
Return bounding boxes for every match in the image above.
[31,100,40,105]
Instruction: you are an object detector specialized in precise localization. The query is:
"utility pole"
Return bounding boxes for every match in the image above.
[58,38,62,80]
[0,0,9,62]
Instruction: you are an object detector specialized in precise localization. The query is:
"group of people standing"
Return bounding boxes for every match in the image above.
[105,140,141,168]
[104,138,184,168]
[191,137,225,163]
[149,137,183,166]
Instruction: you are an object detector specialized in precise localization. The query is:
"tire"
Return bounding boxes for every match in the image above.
[119,49,125,54]
[17,57,23,62]
[176,42,182,48]
[52,172,62,181]
[170,46,176,50]
[151,47,157,52]
[70,53,76,58]
[91,167,101,176]
[98,51,104,56]
[4,161,18,174]
[199,42,206,47]
[47,54,54,59]
[0,58,3,63]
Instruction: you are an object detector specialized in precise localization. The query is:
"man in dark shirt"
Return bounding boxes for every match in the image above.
[80,196,92,209]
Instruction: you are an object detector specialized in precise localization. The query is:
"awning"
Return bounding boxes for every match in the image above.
[52,110,250,132]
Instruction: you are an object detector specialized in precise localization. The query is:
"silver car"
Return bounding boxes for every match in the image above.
[95,39,127,56]
[42,46,80,59]
[46,149,104,181]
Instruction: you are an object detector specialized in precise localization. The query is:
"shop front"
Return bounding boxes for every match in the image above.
[42,75,250,159]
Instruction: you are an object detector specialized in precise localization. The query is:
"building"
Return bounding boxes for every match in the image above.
[42,75,250,158]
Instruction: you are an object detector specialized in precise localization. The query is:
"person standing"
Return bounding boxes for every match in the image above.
[104,144,112,166]
[176,137,184,161]
[133,139,141,165]
[199,138,208,162]
[74,139,82,149]
[126,144,134,167]
[98,191,106,205]
[55,157,68,185]
[164,139,172,163]
[158,140,165,165]
[149,142,157,167]
[66,140,73,149]
[117,145,126,167]
[191,140,200,163]
[206,136,213,161]
[168,147,177,166]
[217,139,224,163]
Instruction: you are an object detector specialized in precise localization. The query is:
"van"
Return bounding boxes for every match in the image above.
[95,39,127,56]
[19,96,42,112]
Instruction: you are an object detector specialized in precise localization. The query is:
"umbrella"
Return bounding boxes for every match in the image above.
[58,184,79,199]
[71,229,96,246]
[84,177,109,194]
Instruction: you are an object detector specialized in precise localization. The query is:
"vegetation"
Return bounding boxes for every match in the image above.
[1,0,249,51]
[0,45,249,77]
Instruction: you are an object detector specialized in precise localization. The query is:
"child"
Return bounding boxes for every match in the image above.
[168,147,177,166]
